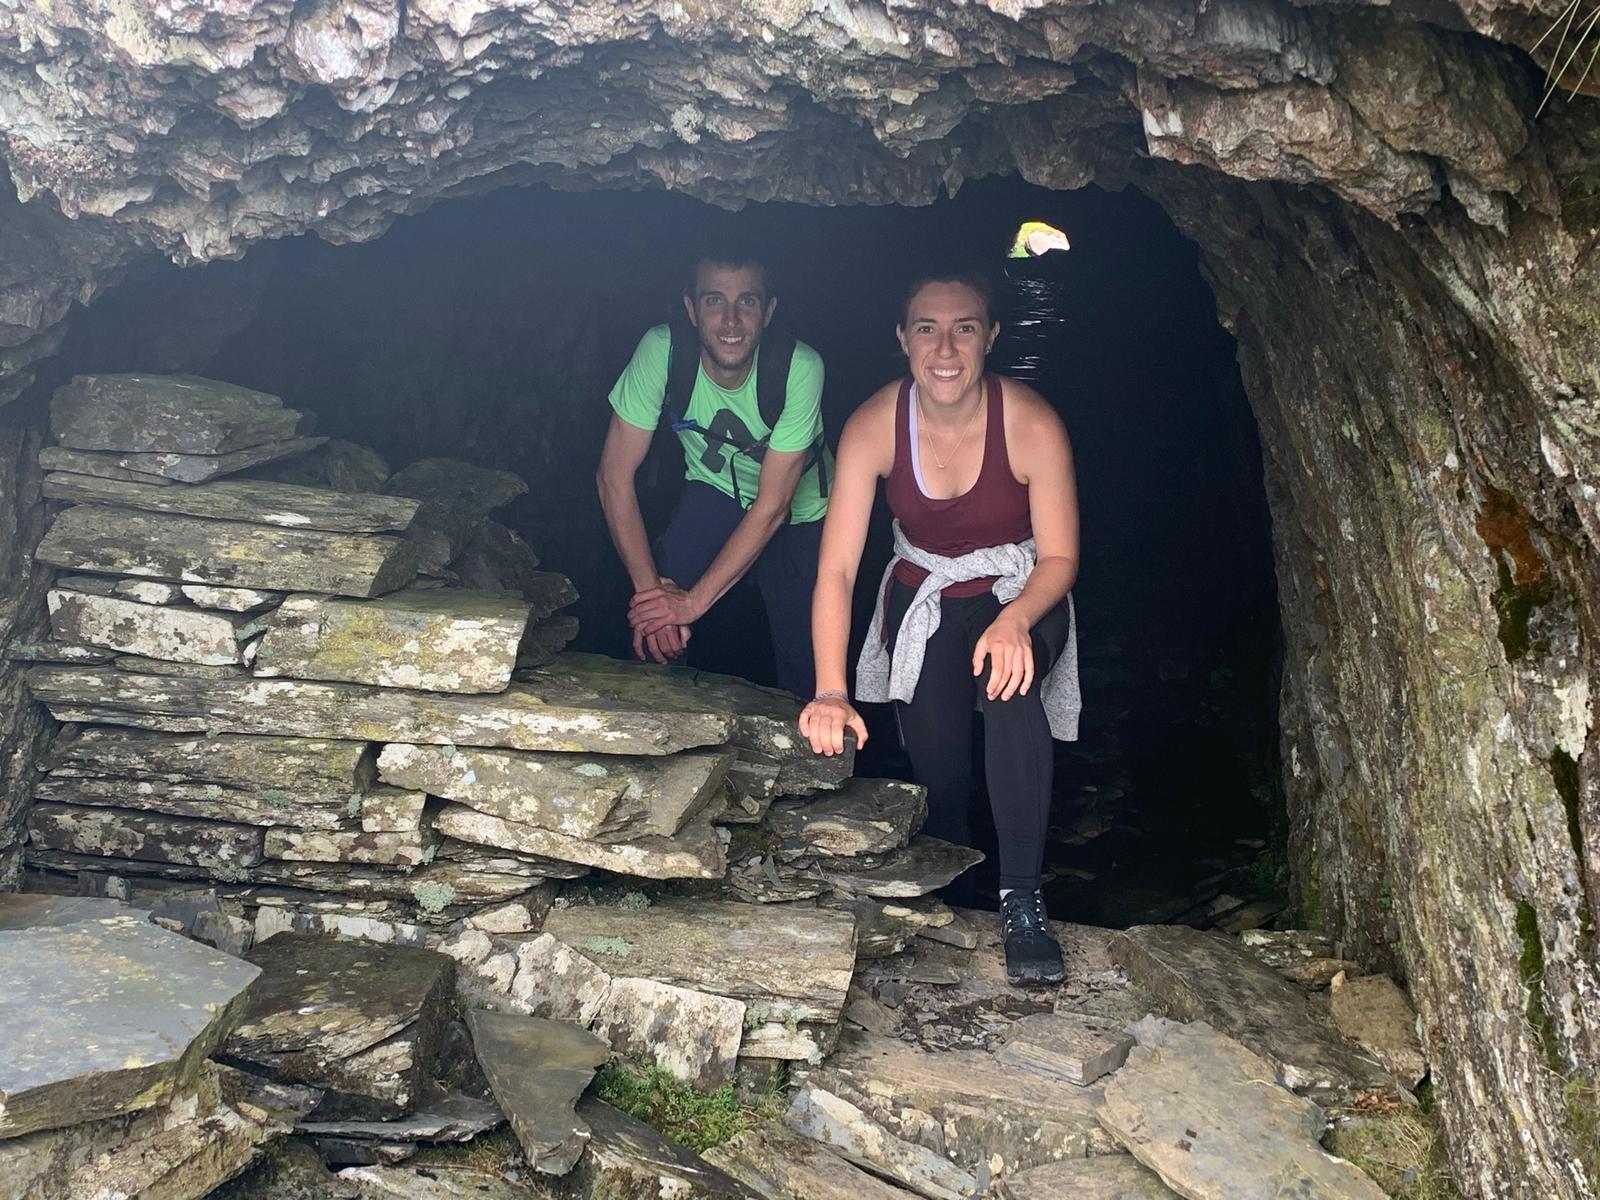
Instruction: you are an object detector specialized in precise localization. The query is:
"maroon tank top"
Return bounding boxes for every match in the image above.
[885,374,1032,598]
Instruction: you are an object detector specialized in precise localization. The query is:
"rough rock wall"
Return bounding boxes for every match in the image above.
[1144,95,1599,1188]
[0,0,1597,1193]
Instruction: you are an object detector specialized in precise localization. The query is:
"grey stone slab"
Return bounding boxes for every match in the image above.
[544,897,856,1033]
[45,725,375,796]
[27,665,735,756]
[1098,1019,1388,1200]
[995,1011,1135,1086]
[1108,925,1402,1102]
[706,1119,926,1200]
[783,1083,975,1200]
[383,457,530,560]
[42,471,420,531]
[592,977,746,1089]
[1005,1155,1181,1200]
[435,802,727,879]
[255,589,532,693]
[768,777,927,857]
[1328,974,1428,1089]
[36,774,354,830]
[224,934,456,1119]
[36,504,417,597]
[361,785,426,833]
[465,1009,607,1175]
[0,893,126,929]
[517,612,580,669]
[0,906,259,1138]
[244,438,391,493]
[502,931,615,1023]
[113,655,250,678]
[26,801,265,869]
[297,1089,503,1142]
[48,587,255,664]
[41,437,330,484]
[50,373,299,454]
[571,1096,761,1198]
[113,578,185,604]
[4,639,119,664]
[335,1164,535,1198]
[378,742,732,839]
[809,1030,1118,1172]
[264,824,437,868]
[181,584,285,612]
[819,836,985,898]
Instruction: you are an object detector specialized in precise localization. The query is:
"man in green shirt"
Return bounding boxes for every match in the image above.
[596,250,833,696]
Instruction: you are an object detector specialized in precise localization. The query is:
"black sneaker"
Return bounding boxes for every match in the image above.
[999,889,1065,986]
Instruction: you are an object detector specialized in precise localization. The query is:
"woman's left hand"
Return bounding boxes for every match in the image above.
[973,610,1034,702]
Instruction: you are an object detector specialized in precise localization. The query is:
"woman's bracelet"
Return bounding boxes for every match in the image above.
[813,689,849,703]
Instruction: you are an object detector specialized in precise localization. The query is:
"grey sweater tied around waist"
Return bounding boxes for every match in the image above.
[855,520,1081,741]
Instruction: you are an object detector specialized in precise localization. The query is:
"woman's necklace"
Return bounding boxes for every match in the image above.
[917,389,983,470]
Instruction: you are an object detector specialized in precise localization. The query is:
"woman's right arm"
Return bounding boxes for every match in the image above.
[801,392,894,755]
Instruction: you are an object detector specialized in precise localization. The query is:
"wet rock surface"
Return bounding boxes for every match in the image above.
[465,1010,607,1175]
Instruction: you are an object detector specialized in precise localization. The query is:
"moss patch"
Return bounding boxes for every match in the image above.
[1516,900,1564,1070]
[592,1061,785,1153]
[1325,1109,1461,1199]
[1563,1074,1600,1188]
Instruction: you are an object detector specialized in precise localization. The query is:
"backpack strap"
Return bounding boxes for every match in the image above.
[753,326,796,433]
[665,312,701,428]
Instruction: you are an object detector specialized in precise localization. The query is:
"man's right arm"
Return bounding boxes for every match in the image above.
[596,414,686,662]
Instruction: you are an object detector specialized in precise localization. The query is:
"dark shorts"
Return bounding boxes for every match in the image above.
[653,481,822,697]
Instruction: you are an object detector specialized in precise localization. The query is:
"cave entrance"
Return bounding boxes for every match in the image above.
[55,176,1282,929]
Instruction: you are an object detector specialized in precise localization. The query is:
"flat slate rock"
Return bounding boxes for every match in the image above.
[41,471,420,532]
[41,436,329,484]
[255,589,532,693]
[26,801,265,869]
[465,1009,607,1175]
[819,836,985,898]
[36,504,417,597]
[768,777,927,857]
[245,437,391,493]
[1108,925,1401,1102]
[27,665,735,757]
[45,726,374,797]
[592,977,746,1090]
[51,373,300,454]
[435,802,727,880]
[48,587,256,665]
[33,773,353,830]
[378,742,732,840]
[570,1096,761,1199]
[809,1030,1117,1172]
[182,584,285,612]
[224,934,456,1120]
[706,1119,925,1200]
[264,824,436,868]
[1328,973,1427,1089]
[1005,1155,1181,1199]
[336,1164,538,1199]
[1098,1019,1387,1200]
[995,1011,1136,1086]
[297,1089,503,1143]
[0,904,259,1138]
[784,1083,975,1200]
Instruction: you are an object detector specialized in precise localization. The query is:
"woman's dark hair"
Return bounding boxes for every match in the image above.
[899,266,996,327]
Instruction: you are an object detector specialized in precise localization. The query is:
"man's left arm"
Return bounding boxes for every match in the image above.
[630,346,822,636]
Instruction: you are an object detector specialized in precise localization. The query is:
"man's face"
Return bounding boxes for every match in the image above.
[684,261,776,383]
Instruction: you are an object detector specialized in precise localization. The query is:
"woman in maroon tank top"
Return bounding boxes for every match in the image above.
[798,268,1081,986]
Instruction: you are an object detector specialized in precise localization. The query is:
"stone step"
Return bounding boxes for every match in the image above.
[25,665,735,756]
[51,373,300,455]
[254,589,533,693]
[41,471,421,532]
[36,504,417,597]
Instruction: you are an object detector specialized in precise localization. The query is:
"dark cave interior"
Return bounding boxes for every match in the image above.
[49,176,1281,926]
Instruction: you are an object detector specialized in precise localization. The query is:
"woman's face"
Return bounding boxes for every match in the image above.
[897,281,997,405]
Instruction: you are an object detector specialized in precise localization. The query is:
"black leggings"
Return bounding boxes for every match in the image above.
[885,579,1072,893]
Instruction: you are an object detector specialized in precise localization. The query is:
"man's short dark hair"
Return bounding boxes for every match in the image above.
[899,265,996,326]
[685,243,773,299]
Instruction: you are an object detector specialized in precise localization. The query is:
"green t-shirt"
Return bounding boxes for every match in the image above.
[609,324,831,523]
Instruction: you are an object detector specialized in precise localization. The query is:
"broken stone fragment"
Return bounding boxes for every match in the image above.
[254,589,533,693]
[0,899,260,1139]
[517,612,580,669]
[361,786,427,833]
[246,438,391,493]
[783,1083,976,1200]
[112,578,184,604]
[296,1089,504,1144]
[464,1009,607,1175]
[591,977,746,1089]
[434,802,727,879]
[1108,924,1401,1102]
[36,505,417,597]
[180,584,285,612]
[26,802,265,869]
[568,1096,761,1198]
[27,665,734,756]
[994,1011,1135,1086]
[40,437,330,484]
[819,835,985,898]
[768,777,927,857]
[383,457,530,561]
[50,373,301,454]
[1098,1019,1388,1200]
[1328,973,1428,1088]
[502,931,615,1023]
[706,1119,926,1199]
[224,933,455,1120]
[42,470,420,531]
[48,588,258,665]
[377,742,732,839]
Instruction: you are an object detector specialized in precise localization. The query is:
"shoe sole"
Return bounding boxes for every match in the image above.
[1007,967,1066,986]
